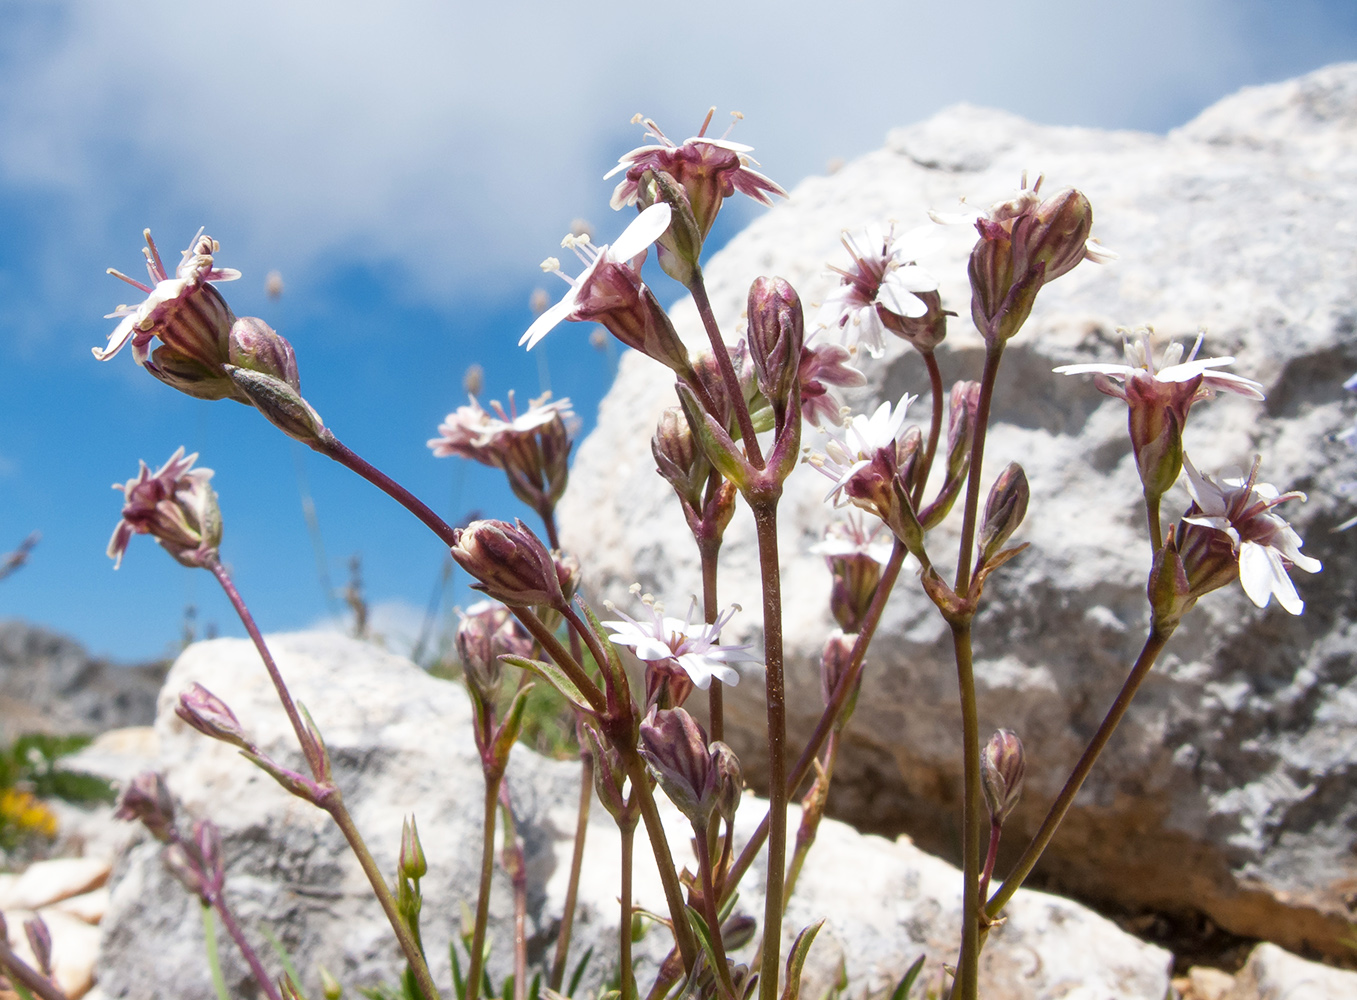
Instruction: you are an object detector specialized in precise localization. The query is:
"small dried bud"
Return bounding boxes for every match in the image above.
[24,916,52,977]
[463,363,485,397]
[176,683,253,751]
[450,519,566,609]
[819,630,860,714]
[400,816,428,880]
[225,365,327,446]
[114,771,176,842]
[456,601,531,703]
[711,741,744,825]
[582,724,631,824]
[228,317,300,390]
[978,463,1029,566]
[193,819,226,893]
[981,729,1025,823]
[639,707,717,825]
[746,277,805,420]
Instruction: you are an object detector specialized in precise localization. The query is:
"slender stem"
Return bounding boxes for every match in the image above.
[977,820,1002,906]
[783,732,838,909]
[621,748,699,969]
[619,812,638,1000]
[915,351,946,509]
[210,893,285,1000]
[696,820,738,1000]
[319,433,459,548]
[466,773,504,1000]
[722,541,907,903]
[549,753,594,991]
[327,799,443,1000]
[689,270,763,469]
[986,627,1173,918]
[510,607,607,715]
[953,344,1005,596]
[208,557,440,1000]
[499,786,528,1000]
[950,622,982,1000]
[700,537,724,743]
[751,502,787,1000]
[0,939,68,1000]
[1145,492,1164,554]
[208,557,321,779]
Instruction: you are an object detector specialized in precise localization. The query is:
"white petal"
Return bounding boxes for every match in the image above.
[609,203,672,263]
[877,281,927,319]
[1237,542,1275,608]
[1052,362,1132,377]
[93,316,138,360]
[519,295,577,349]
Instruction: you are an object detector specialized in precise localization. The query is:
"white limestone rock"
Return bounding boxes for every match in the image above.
[95,632,1172,999]
[557,63,1357,958]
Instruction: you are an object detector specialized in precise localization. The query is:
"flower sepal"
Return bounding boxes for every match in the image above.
[225,365,327,447]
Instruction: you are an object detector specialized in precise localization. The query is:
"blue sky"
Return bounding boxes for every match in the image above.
[1,0,1355,663]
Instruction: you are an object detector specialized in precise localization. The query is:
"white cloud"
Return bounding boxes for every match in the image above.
[0,0,1326,309]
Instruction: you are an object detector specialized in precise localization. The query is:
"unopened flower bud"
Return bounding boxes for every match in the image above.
[24,916,52,977]
[582,725,631,825]
[400,816,428,880]
[880,287,949,353]
[456,601,531,704]
[176,683,253,751]
[653,407,709,512]
[639,708,717,825]
[228,317,300,390]
[193,819,225,892]
[814,626,857,721]
[895,424,926,501]
[981,729,1025,823]
[320,966,343,1000]
[114,771,176,842]
[978,463,1029,566]
[225,365,327,446]
[450,519,566,609]
[641,168,704,287]
[746,277,804,421]
[721,913,758,952]
[947,381,981,479]
[711,741,743,825]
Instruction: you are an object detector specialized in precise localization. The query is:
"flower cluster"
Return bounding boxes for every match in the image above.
[603,592,756,697]
[815,223,939,358]
[108,447,221,570]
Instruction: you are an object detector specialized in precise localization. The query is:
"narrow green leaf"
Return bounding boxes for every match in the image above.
[683,905,721,980]
[450,939,467,1000]
[574,602,629,701]
[779,920,825,1000]
[502,656,594,715]
[566,944,594,998]
[889,955,926,1000]
[201,904,233,1000]
[8,978,37,1000]
[260,924,308,1000]
[492,683,536,762]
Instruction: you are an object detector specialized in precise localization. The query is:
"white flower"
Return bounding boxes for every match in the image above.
[806,394,916,505]
[1182,456,1320,614]
[815,223,939,359]
[519,203,672,350]
[602,597,756,690]
[810,512,894,565]
[1053,328,1264,401]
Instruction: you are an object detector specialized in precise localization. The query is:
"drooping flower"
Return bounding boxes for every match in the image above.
[520,204,692,374]
[815,223,939,359]
[1177,456,1320,614]
[811,513,894,632]
[602,594,756,691]
[96,229,241,371]
[108,447,221,570]
[1054,328,1265,497]
[798,333,866,427]
[606,110,786,237]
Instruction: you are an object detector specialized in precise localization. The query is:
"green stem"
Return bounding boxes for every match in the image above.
[466,773,504,1000]
[549,753,594,991]
[326,798,442,1000]
[914,351,946,510]
[751,501,787,1000]
[619,810,638,1000]
[722,541,907,903]
[986,627,1173,918]
[950,622,982,1000]
[1145,492,1164,554]
[210,557,441,1000]
[689,269,764,469]
[621,747,699,970]
[208,892,284,1000]
[510,607,607,715]
[782,732,838,909]
[953,344,1005,596]
[977,820,1002,907]
[696,819,739,1000]
[700,537,724,743]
